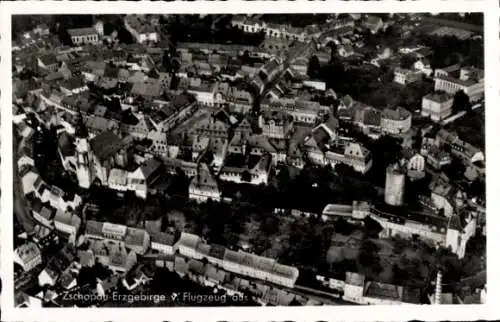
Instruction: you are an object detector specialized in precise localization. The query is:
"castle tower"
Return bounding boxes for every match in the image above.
[75,111,93,189]
[384,163,405,206]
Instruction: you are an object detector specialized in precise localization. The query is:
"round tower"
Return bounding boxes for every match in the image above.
[384,163,405,206]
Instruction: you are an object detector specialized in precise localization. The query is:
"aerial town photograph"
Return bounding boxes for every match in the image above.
[10,13,486,307]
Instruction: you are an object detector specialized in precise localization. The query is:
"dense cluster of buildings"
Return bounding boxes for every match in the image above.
[13,13,485,307]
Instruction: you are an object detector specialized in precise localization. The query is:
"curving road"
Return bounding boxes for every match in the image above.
[13,133,36,234]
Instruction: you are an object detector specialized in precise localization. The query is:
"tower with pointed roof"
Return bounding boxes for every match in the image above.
[75,111,93,188]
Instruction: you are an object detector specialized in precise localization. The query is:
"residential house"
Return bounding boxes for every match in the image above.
[31,200,56,228]
[187,80,225,107]
[230,131,280,166]
[176,232,202,259]
[89,131,131,186]
[437,129,484,164]
[325,142,373,174]
[54,210,82,244]
[220,150,273,185]
[85,220,126,241]
[189,163,221,203]
[343,272,420,304]
[393,68,422,85]
[434,64,461,78]
[35,180,82,212]
[149,231,177,255]
[59,77,88,96]
[226,86,254,114]
[128,158,164,199]
[148,94,197,133]
[14,242,43,272]
[402,149,426,181]
[426,146,452,170]
[190,114,229,140]
[413,58,433,77]
[124,15,158,43]
[124,228,151,255]
[91,239,137,274]
[363,15,384,34]
[38,247,75,286]
[259,110,294,139]
[37,54,59,72]
[107,169,130,192]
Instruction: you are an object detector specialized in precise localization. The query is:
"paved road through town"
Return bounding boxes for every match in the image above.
[13,133,36,234]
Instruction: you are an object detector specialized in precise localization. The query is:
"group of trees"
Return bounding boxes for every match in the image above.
[260,14,330,28]
[307,52,433,111]
[163,15,265,47]
[451,90,472,114]
[281,215,335,274]
[181,199,247,246]
[33,126,81,197]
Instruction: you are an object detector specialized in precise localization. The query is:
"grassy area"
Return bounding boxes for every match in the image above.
[444,107,485,149]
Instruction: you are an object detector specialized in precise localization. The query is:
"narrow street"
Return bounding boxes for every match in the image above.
[13,133,36,234]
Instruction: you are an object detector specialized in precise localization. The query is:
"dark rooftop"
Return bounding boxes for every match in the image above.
[90,131,126,160]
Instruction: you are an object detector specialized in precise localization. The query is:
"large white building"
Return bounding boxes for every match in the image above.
[231,16,308,42]
[434,66,484,102]
[381,107,412,135]
[421,92,453,122]
[67,27,100,46]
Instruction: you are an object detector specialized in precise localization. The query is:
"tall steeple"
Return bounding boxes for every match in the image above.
[75,108,89,139]
[74,107,93,189]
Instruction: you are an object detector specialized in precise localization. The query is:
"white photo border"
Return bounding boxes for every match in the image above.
[1,1,499,321]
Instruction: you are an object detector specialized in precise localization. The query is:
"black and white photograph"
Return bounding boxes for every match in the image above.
[1,0,498,321]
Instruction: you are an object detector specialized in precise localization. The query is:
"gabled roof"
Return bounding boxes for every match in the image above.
[208,244,226,260]
[140,158,163,182]
[57,132,75,157]
[39,53,58,66]
[150,231,176,246]
[90,131,126,160]
[67,27,97,37]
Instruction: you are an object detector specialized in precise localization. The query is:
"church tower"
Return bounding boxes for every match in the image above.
[75,111,93,189]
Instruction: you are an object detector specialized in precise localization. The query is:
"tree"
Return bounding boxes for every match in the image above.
[307,55,321,79]
[241,170,252,182]
[240,50,251,65]
[327,41,338,63]
[162,50,172,72]
[400,54,417,69]
[451,90,471,113]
